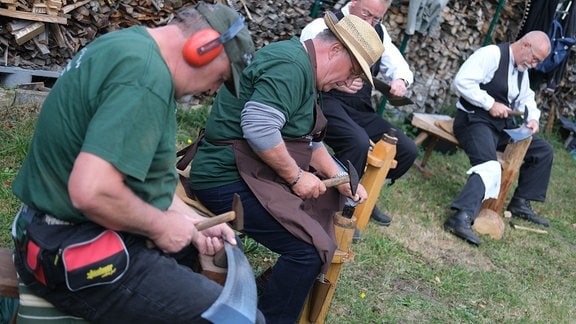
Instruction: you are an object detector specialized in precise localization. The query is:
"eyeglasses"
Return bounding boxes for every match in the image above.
[335,52,364,87]
[529,45,542,65]
[359,9,382,25]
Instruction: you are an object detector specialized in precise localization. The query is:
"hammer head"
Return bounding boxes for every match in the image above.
[231,193,244,231]
[346,160,359,197]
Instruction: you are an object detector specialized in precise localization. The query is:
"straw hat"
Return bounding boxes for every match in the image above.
[324,11,384,86]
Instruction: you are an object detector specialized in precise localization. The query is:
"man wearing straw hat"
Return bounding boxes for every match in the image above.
[189,13,383,323]
[301,0,418,233]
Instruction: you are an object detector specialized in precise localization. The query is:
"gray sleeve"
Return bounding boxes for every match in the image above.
[241,101,286,152]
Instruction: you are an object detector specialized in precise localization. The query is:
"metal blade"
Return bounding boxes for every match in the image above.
[201,239,258,324]
[346,160,359,197]
[373,78,415,107]
[503,124,532,143]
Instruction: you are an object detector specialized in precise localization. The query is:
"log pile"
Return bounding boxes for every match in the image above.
[0,0,574,119]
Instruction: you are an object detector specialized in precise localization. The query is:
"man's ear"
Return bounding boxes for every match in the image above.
[329,42,345,60]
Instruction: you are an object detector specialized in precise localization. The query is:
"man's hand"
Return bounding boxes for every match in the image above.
[526,119,539,134]
[337,183,368,203]
[152,210,236,255]
[334,77,364,94]
[489,102,514,118]
[291,170,327,199]
[389,78,408,97]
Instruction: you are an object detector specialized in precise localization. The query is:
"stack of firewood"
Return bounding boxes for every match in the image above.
[0,0,574,118]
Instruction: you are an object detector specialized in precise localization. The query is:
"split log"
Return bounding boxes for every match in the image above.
[472,209,505,240]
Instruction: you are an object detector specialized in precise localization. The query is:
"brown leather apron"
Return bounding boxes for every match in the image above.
[230,40,343,273]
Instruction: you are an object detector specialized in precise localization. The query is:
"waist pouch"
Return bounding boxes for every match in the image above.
[24,221,129,291]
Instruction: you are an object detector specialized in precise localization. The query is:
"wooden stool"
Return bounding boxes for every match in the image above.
[411,113,459,176]
[474,136,532,239]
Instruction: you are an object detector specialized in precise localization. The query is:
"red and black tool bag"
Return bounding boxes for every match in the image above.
[25,221,129,291]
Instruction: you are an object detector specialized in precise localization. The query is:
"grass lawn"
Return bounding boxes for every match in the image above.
[1,103,575,322]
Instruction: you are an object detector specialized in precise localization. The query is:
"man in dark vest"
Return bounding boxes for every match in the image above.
[444,31,553,246]
[300,0,418,234]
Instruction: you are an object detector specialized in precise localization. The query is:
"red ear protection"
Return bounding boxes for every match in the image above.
[183,29,223,67]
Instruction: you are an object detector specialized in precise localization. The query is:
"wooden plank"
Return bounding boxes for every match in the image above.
[0,8,67,24]
[62,0,90,14]
[6,19,30,32]
[12,21,45,45]
[411,113,459,145]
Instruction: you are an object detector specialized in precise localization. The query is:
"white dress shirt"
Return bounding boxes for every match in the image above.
[453,44,541,122]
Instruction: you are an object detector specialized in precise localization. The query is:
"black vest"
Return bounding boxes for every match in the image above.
[460,43,523,111]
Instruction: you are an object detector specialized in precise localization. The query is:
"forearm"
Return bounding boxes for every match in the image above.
[254,141,301,185]
[310,145,342,179]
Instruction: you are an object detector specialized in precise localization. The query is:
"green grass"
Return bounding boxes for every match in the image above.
[1,105,575,322]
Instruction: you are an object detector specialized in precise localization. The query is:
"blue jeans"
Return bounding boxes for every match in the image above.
[193,181,322,324]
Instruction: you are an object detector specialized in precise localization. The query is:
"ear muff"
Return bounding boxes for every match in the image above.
[183,29,223,67]
[182,15,246,67]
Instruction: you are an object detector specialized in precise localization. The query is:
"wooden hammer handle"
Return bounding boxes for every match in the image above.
[322,175,350,188]
[196,211,236,231]
[146,211,236,249]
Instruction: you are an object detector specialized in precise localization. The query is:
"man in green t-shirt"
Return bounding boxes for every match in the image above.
[11,2,265,322]
[190,13,383,323]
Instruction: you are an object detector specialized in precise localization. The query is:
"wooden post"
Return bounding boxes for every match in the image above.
[353,131,397,231]
[473,136,533,239]
[298,213,356,324]
[481,136,532,212]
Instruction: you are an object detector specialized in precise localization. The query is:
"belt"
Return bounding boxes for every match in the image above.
[12,204,74,246]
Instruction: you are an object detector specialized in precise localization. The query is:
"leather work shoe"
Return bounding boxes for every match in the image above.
[370,207,392,226]
[443,210,481,246]
[507,198,550,227]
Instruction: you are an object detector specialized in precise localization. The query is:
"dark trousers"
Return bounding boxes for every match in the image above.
[320,95,418,180]
[193,181,322,324]
[14,233,222,323]
[450,109,554,219]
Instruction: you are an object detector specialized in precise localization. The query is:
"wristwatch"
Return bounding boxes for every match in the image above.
[334,170,348,178]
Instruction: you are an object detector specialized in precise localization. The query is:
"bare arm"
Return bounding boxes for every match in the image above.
[68,152,235,254]
[310,145,367,202]
[254,141,328,199]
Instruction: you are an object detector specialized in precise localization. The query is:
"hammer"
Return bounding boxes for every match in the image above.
[322,160,360,218]
[321,160,360,191]
[146,193,243,249]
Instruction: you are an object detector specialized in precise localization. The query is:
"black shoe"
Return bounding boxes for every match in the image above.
[507,198,550,227]
[443,210,481,246]
[352,228,362,243]
[370,207,392,226]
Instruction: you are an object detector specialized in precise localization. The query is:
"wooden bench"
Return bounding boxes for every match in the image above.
[411,113,533,239]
